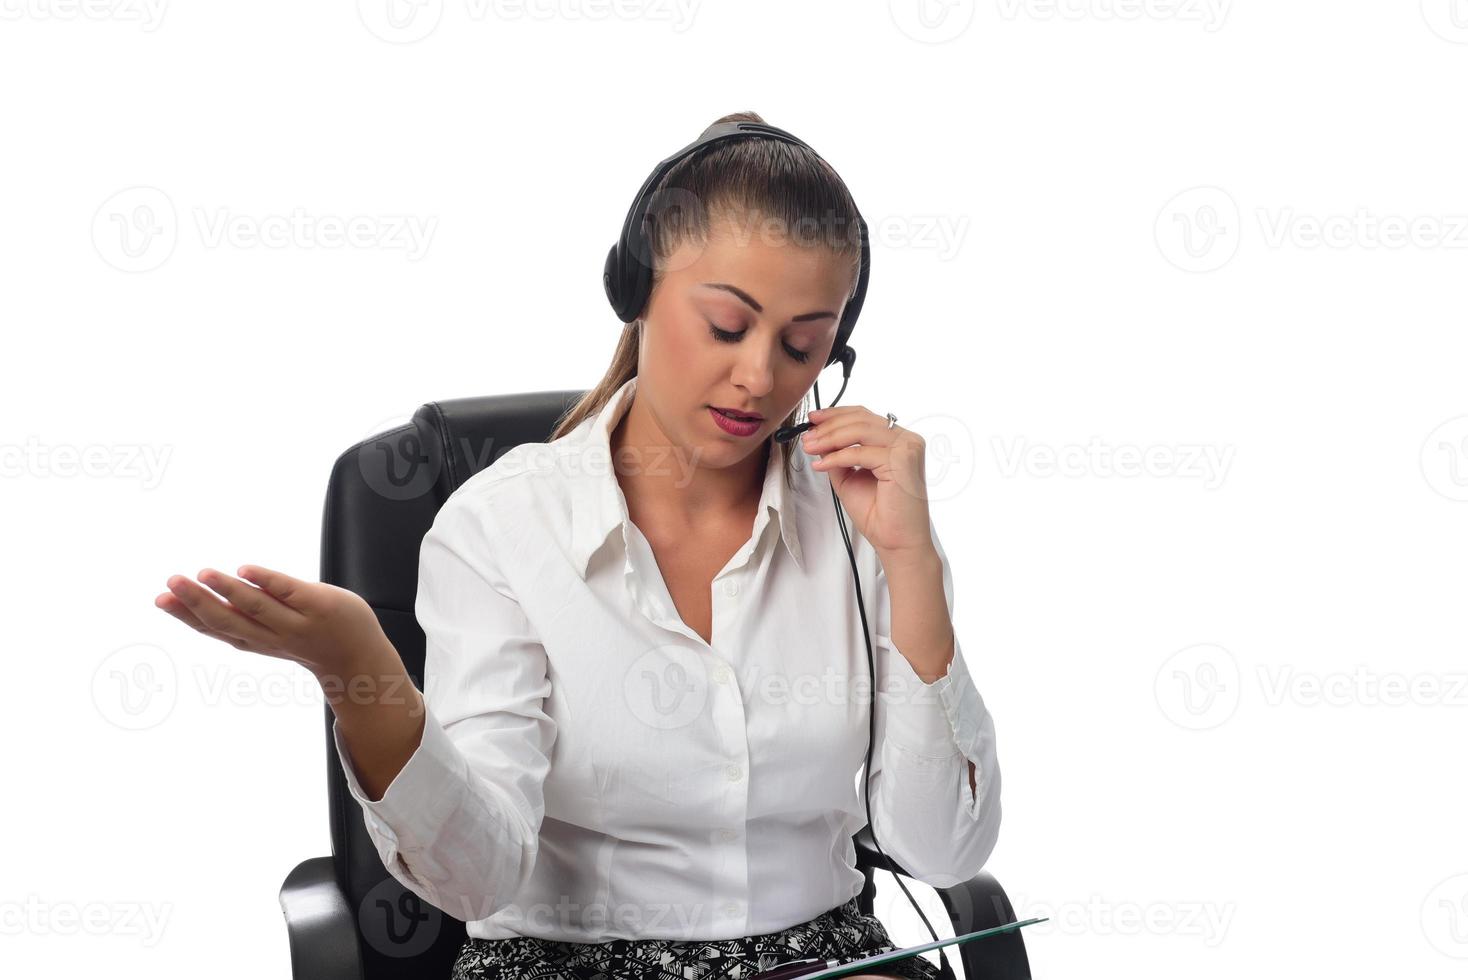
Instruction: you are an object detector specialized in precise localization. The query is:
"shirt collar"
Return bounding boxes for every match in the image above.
[567,375,804,580]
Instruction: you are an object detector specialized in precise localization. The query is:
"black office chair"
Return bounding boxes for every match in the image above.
[279,390,1032,980]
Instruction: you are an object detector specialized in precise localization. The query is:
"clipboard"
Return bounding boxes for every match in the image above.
[754,916,1047,980]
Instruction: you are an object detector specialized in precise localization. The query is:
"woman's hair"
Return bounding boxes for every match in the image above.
[549,109,865,491]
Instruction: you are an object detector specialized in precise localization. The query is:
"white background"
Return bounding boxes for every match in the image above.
[4,1,1466,977]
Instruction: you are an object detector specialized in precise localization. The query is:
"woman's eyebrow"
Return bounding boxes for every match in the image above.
[700,282,838,323]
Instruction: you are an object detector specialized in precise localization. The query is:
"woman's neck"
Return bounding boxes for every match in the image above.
[610,397,767,531]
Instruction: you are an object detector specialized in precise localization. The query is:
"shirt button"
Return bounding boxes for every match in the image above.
[722,901,740,917]
[725,764,743,782]
[719,828,738,842]
[723,579,739,597]
[713,665,732,685]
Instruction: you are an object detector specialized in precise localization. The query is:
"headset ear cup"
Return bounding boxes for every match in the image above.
[603,242,626,319]
[606,239,654,325]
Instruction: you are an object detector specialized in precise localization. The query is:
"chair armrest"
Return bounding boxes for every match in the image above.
[853,827,1032,980]
[933,871,1033,980]
[279,856,365,980]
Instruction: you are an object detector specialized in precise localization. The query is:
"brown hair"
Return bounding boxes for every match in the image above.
[548,110,865,491]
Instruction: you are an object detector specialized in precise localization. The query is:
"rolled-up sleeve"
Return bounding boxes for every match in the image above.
[331,486,557,924]
[865,518,1002,888]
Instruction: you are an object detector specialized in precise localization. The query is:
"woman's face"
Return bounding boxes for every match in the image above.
[636,213,855,470]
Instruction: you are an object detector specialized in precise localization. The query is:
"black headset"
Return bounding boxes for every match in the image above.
[603,121,958,980]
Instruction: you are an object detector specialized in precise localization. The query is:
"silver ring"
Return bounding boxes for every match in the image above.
[885,412,898,429]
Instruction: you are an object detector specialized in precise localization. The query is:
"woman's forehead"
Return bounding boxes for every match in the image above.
[669,226,854,299]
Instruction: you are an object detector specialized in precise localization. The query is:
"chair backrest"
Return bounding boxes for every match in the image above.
[319,389,883,979]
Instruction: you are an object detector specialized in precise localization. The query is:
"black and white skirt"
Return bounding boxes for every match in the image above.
[450,894,944,980]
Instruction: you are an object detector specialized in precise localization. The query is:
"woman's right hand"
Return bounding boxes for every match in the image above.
[154,565,389,681]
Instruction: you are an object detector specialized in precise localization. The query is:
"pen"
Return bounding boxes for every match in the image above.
[749,916,1048,980]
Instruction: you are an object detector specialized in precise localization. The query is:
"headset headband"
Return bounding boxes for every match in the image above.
[602,121,870,370]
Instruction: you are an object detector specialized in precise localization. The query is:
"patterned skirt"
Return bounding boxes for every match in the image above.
[449,894,944,980]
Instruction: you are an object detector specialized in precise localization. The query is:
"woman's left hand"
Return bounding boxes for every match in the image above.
[800,405,935,559]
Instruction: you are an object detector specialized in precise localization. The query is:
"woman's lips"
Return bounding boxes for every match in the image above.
[709,407,762,436]
[710,406,763,421]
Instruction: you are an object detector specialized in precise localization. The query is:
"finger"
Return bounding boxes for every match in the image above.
[165,574,281,650]
[811,444,891,474]
[809,405,886,425]
[197,567,307,633]
[236,564,312,613]
[155,591,254,650]
[806,405,860,424]
[804,419,897,454]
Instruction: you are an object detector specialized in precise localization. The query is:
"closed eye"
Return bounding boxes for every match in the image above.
[708,322,812,365]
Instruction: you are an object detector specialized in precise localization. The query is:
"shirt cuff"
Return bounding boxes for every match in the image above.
[879,637,987,763]
[331,701,470,852]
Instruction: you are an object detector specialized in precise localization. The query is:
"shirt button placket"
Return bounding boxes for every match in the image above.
[709,571,748,934]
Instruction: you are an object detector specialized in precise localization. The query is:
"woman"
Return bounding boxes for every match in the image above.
[154,111,1001,980]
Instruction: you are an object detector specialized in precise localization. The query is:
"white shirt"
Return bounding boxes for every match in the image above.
[332,375,1002,943]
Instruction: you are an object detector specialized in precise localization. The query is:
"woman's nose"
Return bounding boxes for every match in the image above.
[730,348,775,398]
